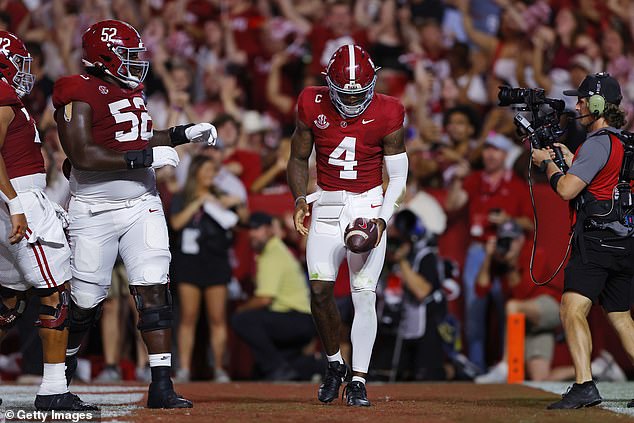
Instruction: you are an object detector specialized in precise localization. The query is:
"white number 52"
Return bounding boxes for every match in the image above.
[100,28,117,42]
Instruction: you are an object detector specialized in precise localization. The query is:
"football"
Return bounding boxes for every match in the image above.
[345,218,379,253]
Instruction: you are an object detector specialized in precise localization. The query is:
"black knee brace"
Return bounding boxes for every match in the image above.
[130,285,173,332]
[33,284,70,330]
[68,298,103,335]
[0,286,28,329]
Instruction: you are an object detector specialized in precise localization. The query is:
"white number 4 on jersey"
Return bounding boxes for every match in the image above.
[328,136,357,180]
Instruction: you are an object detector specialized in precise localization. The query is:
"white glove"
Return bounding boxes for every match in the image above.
[186,123,218,146]
[152,146,180,169]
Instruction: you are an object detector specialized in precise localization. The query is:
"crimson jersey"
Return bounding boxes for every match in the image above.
[52,74,153,152]
[297,86,404,193]
[0,80,44,179]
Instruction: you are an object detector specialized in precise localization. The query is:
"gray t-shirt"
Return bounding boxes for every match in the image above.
[567,128,621,184]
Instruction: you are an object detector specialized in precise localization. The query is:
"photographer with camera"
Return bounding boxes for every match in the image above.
[384,210,446,381]
[531,73,634,409]
[473,220,562,384]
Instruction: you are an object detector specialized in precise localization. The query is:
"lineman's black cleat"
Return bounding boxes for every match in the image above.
[318,361,350,403]
[147,380,193,409]
[627,398,633,407]
[35,392,98,411]
[547,381,602,409]
[343,381,371,406]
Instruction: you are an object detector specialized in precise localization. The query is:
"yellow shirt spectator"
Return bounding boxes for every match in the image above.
[255,237,311,314]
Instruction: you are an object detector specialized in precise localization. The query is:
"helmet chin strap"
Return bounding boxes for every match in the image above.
[1,76,25,97]
[105,68,139,89]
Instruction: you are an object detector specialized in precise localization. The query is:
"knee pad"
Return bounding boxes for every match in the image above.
[0,287,28,329]
[68,298,103,335]
[33,284,70,331]
[130,284,173,332]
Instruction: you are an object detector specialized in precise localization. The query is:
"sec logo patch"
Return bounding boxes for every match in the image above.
[99,85,109,95]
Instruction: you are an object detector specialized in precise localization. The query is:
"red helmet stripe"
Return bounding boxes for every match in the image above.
[348,44,355,82]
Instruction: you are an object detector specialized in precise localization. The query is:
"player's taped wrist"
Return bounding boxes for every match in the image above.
[169,124,195,146]
[379,152,408,224]
[549,171,564,193]
[125,147,153,169]
[8,196,24,215]
[294,195,306,206]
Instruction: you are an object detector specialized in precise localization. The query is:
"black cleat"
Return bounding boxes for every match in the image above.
[343,381,371,407]
[35,392,97,411]
[318,361,350,403]
[65,355,77,386]
[147,380,193,409]
[627,399,633,408]
[547,381,602,409]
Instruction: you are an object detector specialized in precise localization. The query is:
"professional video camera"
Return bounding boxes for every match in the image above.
[498,87,569,172]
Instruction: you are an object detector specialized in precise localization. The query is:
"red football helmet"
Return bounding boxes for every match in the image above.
[324,44,378,118]
[0,31,34,97]
[82,20,149,89]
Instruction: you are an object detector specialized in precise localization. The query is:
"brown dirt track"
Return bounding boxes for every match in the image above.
[129,382,633,423]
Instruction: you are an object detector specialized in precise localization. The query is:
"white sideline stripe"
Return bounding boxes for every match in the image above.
[348,45,355,81]
[526,381,634,417]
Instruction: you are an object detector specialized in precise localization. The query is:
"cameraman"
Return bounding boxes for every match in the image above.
[474,220,562,384]
[531,73,634,409]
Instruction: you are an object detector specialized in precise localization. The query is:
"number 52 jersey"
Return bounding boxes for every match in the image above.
[52,74,155,202]
[297,86,404,194]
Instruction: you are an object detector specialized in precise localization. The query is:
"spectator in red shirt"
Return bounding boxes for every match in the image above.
[214,114,262,190]
[446,133,533,370]
[276,0,369,82]
[472,220,562,382]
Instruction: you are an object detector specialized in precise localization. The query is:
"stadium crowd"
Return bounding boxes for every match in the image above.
[1,0,633,384]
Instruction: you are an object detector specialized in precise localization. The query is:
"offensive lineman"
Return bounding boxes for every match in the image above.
[0,31,94,410]
[288,45,408,406]
[52,20,216,408]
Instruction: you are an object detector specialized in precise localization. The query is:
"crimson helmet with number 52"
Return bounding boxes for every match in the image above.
[324,44,379,119]
[0,31,34,97]
[82,20,149,89]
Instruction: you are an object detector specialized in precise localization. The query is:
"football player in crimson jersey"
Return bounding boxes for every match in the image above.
[52,20,216,409]
[0,31,95,411]
[287,45,408,406]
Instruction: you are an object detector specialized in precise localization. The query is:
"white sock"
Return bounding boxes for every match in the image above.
[350,290,377,374]
[326,350,343,364]
[352,376,366,385]
[37,363,69,396]
[149,353,171,367]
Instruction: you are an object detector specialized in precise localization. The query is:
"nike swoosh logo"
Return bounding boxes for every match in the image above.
[362,119,375,124]
[370,204,381,208]
[149,209,159,213]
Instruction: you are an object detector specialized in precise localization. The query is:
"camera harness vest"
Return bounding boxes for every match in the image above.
[573,129,634,261]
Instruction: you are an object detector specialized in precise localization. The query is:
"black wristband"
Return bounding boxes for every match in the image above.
[169,124,195,146]
[124,147,153,169]
[549,172,564,193]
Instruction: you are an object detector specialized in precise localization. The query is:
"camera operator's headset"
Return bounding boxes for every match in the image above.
[586,72,611,118]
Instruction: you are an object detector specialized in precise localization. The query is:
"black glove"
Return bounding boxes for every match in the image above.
[124,147,153,169]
